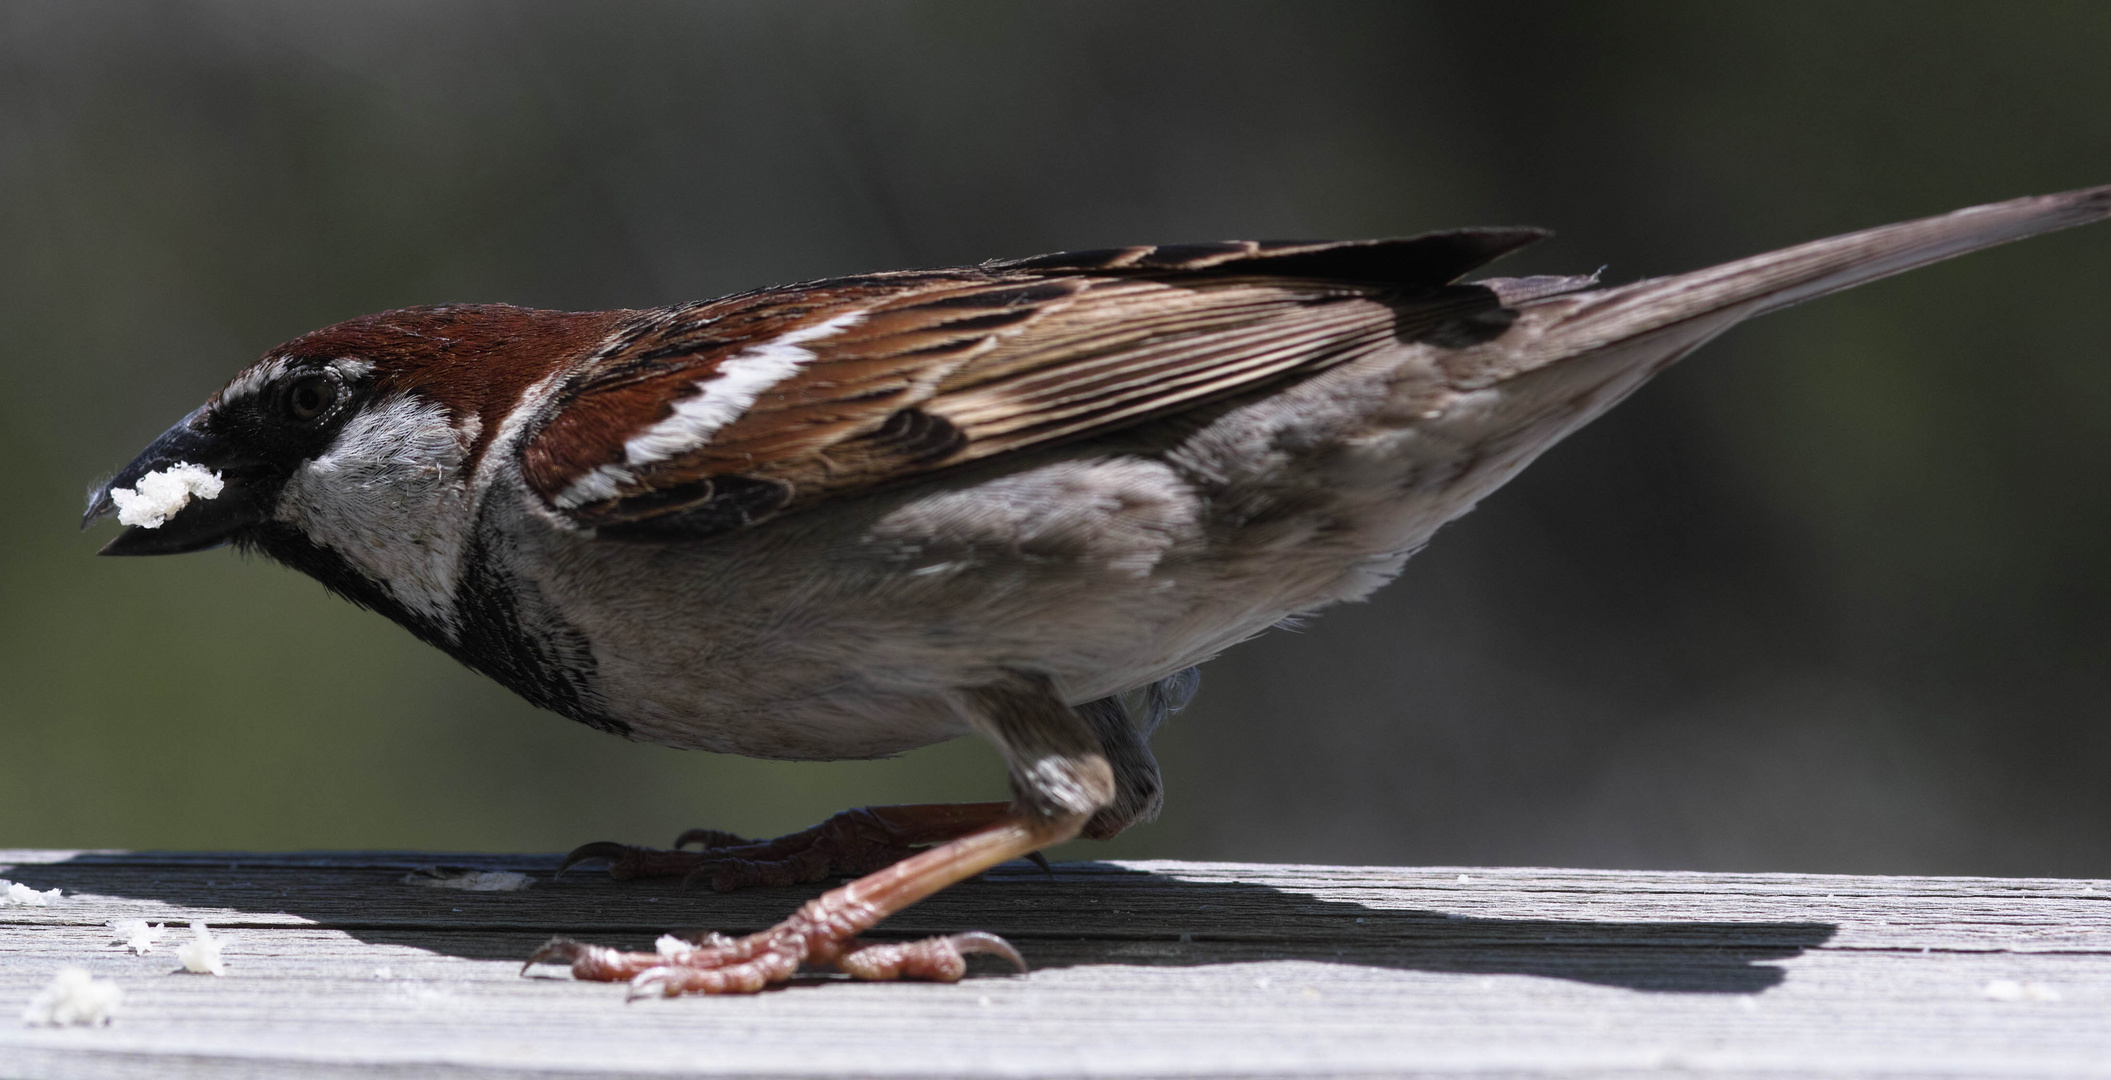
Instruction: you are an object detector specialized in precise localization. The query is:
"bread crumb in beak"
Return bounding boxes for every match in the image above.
[20,968,123,1027]
[174,921,226,975]
[110,462,224,528]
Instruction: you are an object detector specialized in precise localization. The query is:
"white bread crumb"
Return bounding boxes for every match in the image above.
[110,462,224,528]
[174,921,226,975]
[20,968,123,1027]
[1983,979,2062,1002]
[0,880,62,907]
[401,868,533,891]
[108,919,167,955]
[654,934,696,960]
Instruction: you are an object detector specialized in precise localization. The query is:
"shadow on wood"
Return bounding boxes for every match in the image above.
[4,853,1834,995]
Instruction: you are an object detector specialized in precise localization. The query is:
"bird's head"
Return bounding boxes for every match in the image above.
[84,303,628,640]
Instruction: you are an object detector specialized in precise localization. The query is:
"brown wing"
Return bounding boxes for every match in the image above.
[520,229,1545,539]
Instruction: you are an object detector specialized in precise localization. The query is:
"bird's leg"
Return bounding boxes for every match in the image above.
[1074,689,1170,841]
[529,670,1117,996]
[560,801,1016,891]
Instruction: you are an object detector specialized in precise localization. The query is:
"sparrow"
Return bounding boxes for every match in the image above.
[86,187,2109,995]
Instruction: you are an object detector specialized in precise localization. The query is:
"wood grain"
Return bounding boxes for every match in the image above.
[4,851,2107,1078]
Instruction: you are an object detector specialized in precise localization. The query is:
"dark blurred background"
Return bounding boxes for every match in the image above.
[3,1,2108,876]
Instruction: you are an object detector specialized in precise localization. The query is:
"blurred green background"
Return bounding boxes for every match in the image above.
[3,2,2108,874]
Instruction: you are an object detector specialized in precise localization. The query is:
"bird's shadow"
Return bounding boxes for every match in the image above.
[4,854,1834,995]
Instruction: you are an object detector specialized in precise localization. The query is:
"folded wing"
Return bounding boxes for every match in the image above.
[521,230,1547,539]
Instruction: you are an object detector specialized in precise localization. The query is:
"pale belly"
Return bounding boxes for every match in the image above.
[543,453,1459,760]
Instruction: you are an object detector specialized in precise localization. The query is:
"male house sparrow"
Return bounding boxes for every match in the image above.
[87,188,2109,995]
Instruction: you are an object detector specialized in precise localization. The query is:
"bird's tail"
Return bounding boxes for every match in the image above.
[1402,185,2109,525]
[1482,184,2111,384]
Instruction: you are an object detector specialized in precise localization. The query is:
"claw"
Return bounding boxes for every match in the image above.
[1024,851,1054,876]
[626,967,677,1001]
[947,930,1028,973]
[679,862,721,892]
[522,936,587,973]
[557,841,633,879]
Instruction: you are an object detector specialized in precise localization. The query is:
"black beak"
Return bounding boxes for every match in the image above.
[85,408,270,556]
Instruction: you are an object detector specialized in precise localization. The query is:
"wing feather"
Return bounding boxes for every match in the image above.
[522,230,1544,537]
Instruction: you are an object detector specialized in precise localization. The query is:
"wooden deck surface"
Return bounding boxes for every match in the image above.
[3,849,2107,1078]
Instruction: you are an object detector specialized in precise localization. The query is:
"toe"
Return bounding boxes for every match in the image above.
[673,827,755,850]
[833,932,1026,983]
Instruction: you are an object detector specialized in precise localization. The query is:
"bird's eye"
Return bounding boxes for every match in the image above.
[286,375,340,422]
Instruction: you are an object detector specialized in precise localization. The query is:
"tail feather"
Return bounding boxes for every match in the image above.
[1536,184,2111,360]
[1407,186,2109,517]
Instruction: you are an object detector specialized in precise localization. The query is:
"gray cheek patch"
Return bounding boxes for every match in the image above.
[275,394,477,635]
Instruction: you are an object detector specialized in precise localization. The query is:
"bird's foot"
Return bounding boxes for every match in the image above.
[527,923,1025,997]
[559,801,1016,892]
[530,811,1076,996]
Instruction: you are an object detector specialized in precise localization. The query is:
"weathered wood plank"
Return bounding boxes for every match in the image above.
[4,851,2108,1078]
